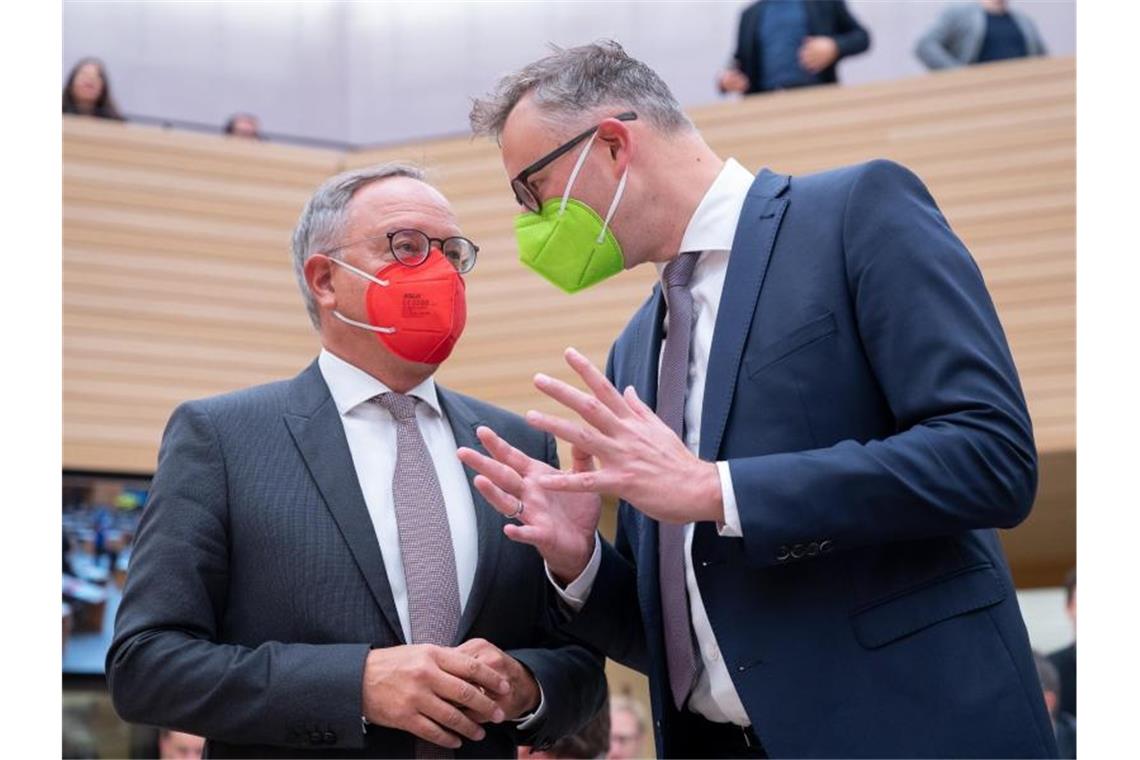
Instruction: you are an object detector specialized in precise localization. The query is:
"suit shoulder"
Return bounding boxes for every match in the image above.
[791,158,925,202]
[175,376,294,425]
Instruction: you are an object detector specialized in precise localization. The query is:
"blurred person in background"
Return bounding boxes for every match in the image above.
[157,729,205,760]
[107,163,606,757]
[519,699,610,760]
[466,40,1056,758]
[224,112,263,140]
[607,696,648,760]
[62,57,124,121]
[1048,567,1077,717]
[717,0,870,96]
[1034,651,1076,759]
[916,0,1048,70]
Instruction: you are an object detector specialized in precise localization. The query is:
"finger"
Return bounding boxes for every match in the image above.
[524,409,609,456]
[408,712,466,749]
[458,446,525,497]
[432,671,505,724]
[477,425,549,477]
[623,386,656,420]
[473,475,528,521]
[503,522,551,546]
[563,347,631,418]
[570,444,596,473]
[533,372,622,435]
[537,470,620,495]
[436,649,511,695]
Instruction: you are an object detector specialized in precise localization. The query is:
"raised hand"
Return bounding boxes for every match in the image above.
[457,426,601,584]
[525,347,724,525]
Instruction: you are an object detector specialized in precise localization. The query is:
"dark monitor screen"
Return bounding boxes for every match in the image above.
[62,470,151,677]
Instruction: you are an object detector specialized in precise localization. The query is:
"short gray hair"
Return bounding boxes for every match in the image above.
[469,39,691,139]
[291,162,424,328]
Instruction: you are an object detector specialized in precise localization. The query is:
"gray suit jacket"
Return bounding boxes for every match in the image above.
[916,3,1048,70]
[107,360,606,758]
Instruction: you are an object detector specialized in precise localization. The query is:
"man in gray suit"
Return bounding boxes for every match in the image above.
[107,163,607,758]
[917,0,1048,70]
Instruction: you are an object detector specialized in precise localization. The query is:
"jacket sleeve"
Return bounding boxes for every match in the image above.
[106,401,370,750]
[504,431,608,749]
[726,159,1038,567]
[916,6,968,70]
[831,0,871,58]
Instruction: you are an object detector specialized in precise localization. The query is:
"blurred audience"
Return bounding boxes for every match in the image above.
[519,699,610,759]
[717,0,870,95]
[157,729,205,760]
[1034,651,1076,759]
[607,695,649,760]
[224,112,263,140]
[916,0,1047,70]
[63,57,124,121]
[1048,567,1077,717]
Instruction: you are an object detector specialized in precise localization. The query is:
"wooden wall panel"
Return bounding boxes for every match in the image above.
[63,56,1075,572]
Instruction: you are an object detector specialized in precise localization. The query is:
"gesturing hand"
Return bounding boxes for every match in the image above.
[525,347,724,525]
[457,426,601,585]
[799,35,840,73]
[361,644,509,750]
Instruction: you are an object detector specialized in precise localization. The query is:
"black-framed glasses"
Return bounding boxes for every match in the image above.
[510,111,638,212]
[324,228,479,274]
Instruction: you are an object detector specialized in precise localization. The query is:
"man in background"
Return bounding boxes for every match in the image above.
[717,0,870,95]
[157,729,205,760]
[1034,652,1077,759]
[1049,568,1077,717]
[224,112,262,139]
[107,163,605,757]
[917,0,1048,70]
[607,696,648,760]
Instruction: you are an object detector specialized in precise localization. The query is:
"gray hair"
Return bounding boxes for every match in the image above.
[469,39,692,139]
[291,162,425,327]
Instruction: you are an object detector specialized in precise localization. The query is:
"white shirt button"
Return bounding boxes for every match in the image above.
[707,645,721,662]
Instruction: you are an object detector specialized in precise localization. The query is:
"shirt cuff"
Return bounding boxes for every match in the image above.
[512,681,547,729]
[715,461,743,537]
[545,533,602,612]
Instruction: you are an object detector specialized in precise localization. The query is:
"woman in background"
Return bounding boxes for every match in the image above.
[63,57,124,120]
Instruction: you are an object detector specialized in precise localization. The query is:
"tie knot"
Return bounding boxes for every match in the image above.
[373,392,419,421]
[663,251,699,290]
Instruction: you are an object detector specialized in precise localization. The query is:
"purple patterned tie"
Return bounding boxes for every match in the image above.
[374,392,460,758]
[657,251,700,711]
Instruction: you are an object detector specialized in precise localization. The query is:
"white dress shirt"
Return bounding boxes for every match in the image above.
[551,159,756,726]
[319,349,546,727]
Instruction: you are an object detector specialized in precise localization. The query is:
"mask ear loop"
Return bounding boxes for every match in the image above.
[558,130,600,216]
[328,255,389,287]
[326,256,396,334]
[596,167,629,245]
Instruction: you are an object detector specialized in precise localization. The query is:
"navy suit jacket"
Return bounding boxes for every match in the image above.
[731,0,870,94]
[107,362,606,758]
[560,160,1059,758]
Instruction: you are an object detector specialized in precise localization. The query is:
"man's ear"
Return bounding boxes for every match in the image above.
[304,254,337,311]
[596,117,635,175]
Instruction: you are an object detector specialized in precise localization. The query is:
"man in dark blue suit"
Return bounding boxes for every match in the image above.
[463,41,1058,758]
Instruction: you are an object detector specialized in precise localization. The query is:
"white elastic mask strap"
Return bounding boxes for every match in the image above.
[328,256,389,287]
[558,130,599,216]
[597,167,629,244]
[332,310,396,335]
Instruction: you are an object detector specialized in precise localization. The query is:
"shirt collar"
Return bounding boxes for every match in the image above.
[317,348,442,417]
[677,158,756,255]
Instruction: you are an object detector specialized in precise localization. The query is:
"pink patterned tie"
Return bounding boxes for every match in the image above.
[374,392,460,758]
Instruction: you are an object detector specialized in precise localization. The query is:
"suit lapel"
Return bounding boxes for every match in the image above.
[700,170,790,462]
[283,361,405,644]
[437,387,504,645]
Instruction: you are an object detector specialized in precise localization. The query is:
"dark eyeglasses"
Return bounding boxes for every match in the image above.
[510,111,638,213]
[324,228,479,274]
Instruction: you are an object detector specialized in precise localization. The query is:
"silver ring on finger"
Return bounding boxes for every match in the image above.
[510,499,524,519]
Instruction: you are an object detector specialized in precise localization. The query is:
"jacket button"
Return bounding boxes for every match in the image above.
[324,731,337,744]
[791,543,805,559]
[775,545,790,561]
[807,541,820,556]
[820,539,834,554]
[309,731,324,744]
